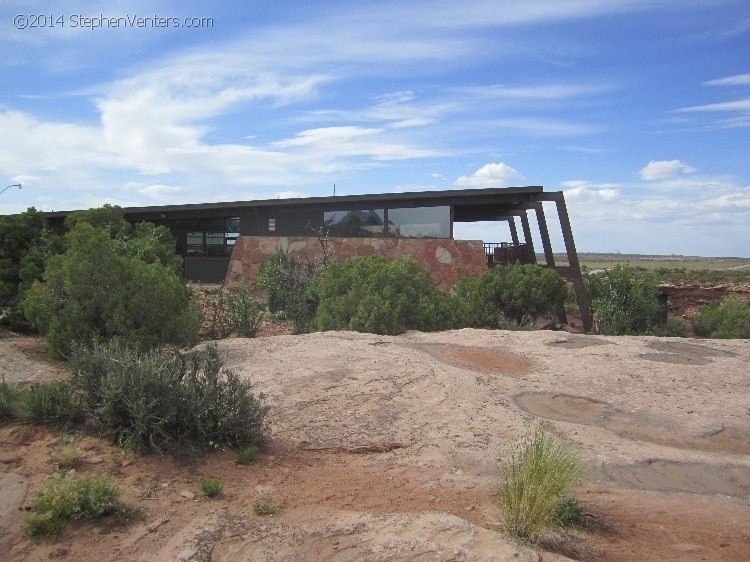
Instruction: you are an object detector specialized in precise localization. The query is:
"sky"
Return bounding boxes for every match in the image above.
[1,0,749,257]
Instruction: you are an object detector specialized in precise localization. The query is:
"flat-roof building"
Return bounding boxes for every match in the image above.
[46,186,591,330]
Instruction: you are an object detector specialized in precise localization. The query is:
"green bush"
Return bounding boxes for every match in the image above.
[69,342,268,454]
[22,210,200,358]
[584,265,663,335]
[0,208,62,332]
[257,252,324,334]
[692,295,750,339]
[498,425,582,542]
[311,255,455,336]
[454,264,566,329]
[15,381,84,427]
[25,471,120,536]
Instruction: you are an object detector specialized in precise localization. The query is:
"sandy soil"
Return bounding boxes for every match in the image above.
[1,329,749,561]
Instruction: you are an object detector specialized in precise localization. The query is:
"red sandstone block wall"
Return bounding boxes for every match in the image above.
[226,236,487,290]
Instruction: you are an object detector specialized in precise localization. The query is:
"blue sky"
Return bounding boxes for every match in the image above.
[1,0,749,256]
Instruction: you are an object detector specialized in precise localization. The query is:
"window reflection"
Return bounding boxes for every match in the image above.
[324,209,385,237]
[387,206,449,238]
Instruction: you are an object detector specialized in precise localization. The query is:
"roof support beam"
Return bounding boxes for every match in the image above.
[508,217,519,245]
[538,192,592,332]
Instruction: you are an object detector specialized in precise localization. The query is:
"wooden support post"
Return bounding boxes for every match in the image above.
[508,217,519,245]
[519,210,535,260]
[532,202,555,268]
[543,192,592,332]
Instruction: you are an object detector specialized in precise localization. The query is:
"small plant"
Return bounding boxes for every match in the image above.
[15,381,83,427]
[200,477,223,498]
[24,471,121,536]
[0,380,20,421]
[237,444,261,465]
[497,425,582,542]
[226,287,264,337]
[253,502,278,516]
[692,294,750,339]
[56,444,83,470]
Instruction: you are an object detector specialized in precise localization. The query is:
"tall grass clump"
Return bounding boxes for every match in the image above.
[69,342,268,455]
[498,425,582,542]
[15,381,84,427]
[24,471,121,536]
[0,380,20,421]
[692,294,750,339]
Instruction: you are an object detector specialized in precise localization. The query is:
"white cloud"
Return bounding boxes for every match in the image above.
[677,98,750,113]
[138,184,185,198]
[486,117,601,137]
[455,163,522,188]
[639,160,696,181]
[703,74,750,86]
[562,180,620,201]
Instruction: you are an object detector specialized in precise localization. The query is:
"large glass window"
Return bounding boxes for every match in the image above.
[387,206,450,238]
[324,209,385,237]
[176,217,239,257]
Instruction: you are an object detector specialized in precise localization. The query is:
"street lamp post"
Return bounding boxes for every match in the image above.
[1,183,22,196]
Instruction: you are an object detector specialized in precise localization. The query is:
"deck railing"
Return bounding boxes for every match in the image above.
[483,242,537,266]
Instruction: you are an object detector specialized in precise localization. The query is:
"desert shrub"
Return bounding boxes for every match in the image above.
[200,477,223,498]
[15,381,84,427]
[311,255,455,335]
[24,471,121,536]
[226,287,264,337]
[69,342,268,454]
[237,444,261,465]
[22,211,200,358]
[454,264,566,329]
[205,286,264,339]
[257,252,324,333]
[584,265,663,335]
[659,315,692,338]
[498,425,582,542]
[692,294,750,339]
[0,381,20,421]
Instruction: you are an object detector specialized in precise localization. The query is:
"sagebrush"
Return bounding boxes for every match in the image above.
[69,342,268,454]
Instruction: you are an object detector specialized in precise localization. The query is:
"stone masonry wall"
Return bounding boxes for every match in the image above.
[226,236,488,290]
